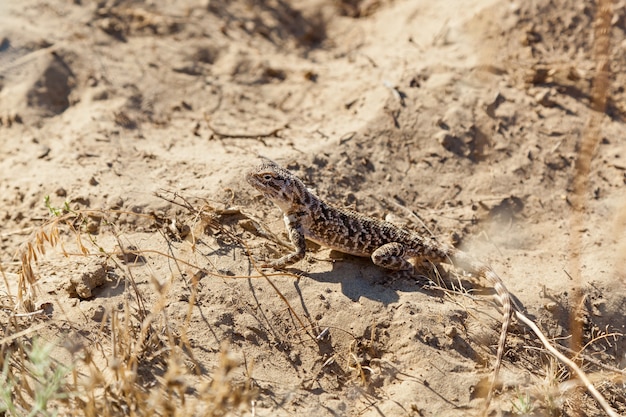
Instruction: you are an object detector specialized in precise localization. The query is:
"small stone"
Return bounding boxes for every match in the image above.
[289,350,301,365]
[65,258,107,299]
[55,188,67,197]
[38,145,51,159]
[437,131,466,157]
[544,302,558,312]
[92,305,106,322]
[107,196,124,209]
[544,153,570,170]
[535,89,557,107]
[85,219,100,234]
[244,330,258,343]
[445,326,457,338]
[38,302,54,316]
[71,196,90,207]
[485,92,505,118]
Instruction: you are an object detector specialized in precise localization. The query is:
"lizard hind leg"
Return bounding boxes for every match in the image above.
[371,242,415,275]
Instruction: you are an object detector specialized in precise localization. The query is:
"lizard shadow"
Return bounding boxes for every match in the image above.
[300,253,444,305]
[296,252,527,312]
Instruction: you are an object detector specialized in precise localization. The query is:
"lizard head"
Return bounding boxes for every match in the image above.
[246,160,309,212]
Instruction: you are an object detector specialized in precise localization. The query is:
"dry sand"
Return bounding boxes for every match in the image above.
[1,0,625,415]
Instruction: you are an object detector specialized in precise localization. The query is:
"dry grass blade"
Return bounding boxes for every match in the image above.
[515,310,620,417]
[14,214,65,312]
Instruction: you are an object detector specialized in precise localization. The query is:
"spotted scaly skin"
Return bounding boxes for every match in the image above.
[246,159,512,408]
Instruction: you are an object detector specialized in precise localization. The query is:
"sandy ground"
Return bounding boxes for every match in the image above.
[1,0,625,415]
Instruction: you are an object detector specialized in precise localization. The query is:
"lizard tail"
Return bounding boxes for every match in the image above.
[482,268,512,412]
[448,250,513,413]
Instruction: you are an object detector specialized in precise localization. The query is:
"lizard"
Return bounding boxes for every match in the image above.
[246,159,513,410]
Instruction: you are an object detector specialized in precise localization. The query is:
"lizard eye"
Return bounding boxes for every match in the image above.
[263,174,272,181]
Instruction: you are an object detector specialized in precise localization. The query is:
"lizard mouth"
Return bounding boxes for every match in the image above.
[245,170,266,191]
[246,172,280,199]
[245,171,258,187]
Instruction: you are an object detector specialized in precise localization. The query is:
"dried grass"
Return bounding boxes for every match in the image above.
[2,203,260,416]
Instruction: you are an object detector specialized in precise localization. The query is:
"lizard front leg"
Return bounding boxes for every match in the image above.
[262,213,306,269]
[371,242,415,275]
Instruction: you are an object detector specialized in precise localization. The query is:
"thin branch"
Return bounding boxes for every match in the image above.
[515,310,620,417]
